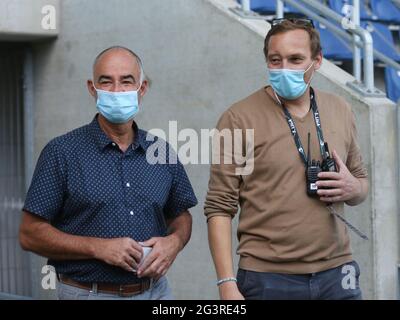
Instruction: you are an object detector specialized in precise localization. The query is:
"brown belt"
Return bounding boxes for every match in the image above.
[58,274,152,297]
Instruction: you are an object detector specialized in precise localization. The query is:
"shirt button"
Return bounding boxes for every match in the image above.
[112,143,116,147]
[126,182,130,187]
[130,211,134,215]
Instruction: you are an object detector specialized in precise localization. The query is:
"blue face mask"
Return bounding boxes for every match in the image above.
[93,83,141,124]
[268,62,314,100]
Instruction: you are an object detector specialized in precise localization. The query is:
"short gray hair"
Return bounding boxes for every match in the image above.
[93,46,144,83]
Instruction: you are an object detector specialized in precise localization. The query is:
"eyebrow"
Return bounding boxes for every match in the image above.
[120,75,136,82]
[97,75,136,82]
[268,53,306,59]
[288,54,306,59]
[268,54,281,59]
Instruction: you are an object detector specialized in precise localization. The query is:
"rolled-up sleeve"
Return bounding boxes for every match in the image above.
[204,109,243,221]
[23,140,67,222]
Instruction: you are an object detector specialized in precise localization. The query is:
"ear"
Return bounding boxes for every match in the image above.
[314,51,323,71]
[87,79,97,98]
[138,80,148,98]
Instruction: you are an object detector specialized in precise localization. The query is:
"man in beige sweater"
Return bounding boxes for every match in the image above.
[204,19,368,300]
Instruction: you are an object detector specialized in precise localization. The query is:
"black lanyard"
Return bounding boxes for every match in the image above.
[281,87,326,166]
[280,89,369,241]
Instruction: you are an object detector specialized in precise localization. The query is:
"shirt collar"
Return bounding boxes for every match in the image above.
[89,114,152,152]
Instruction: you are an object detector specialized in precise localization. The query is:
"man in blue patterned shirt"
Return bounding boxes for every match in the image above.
[19,46,198,300]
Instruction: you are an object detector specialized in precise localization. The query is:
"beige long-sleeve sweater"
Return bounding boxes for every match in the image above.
[204,86,368,274]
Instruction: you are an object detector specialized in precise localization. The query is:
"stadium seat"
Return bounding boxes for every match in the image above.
[362,21,400,61]
[371,0,400,24]
[236,0,310,15]
[315,20,353,59]
[384,67,400,103]
[329,0,378,20]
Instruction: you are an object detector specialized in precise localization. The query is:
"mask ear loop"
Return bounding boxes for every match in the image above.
[92,80,98,92]
[304,61,315,89]
[272,88,283,106]
[136,81,143,94]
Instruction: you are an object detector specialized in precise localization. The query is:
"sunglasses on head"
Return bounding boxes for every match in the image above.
[271,18,315,28]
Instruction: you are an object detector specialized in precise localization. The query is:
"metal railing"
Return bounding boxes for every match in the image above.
[352,0,361,82]
[236,0,400,97]
[241,0,251,12]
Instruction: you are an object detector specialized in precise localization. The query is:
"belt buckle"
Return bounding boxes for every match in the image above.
[117,280,151,297]
[118,284,137,298]
[90,283,98,294]
[118,285,127,297]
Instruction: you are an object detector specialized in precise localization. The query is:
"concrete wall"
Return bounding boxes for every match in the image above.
[6,0,399,299]
[0,0,59,41]
[315,61,399,300]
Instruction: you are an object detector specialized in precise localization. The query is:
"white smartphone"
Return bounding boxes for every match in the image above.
[139,246,152,267]
[132,246,152,273]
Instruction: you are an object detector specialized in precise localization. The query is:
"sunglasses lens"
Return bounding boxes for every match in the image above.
[272,18,314,28]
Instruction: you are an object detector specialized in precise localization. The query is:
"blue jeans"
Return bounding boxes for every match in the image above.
[237,261,362,300]
[57,276,173,300]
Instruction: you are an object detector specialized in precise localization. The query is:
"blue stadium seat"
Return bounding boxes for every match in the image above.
[285,4,302,14]
[315,20,353,59]
[362,21,400,61]
[385,67,400,103]
[236,0,308,15]
[371,0,400,24]
[329,0,378,20]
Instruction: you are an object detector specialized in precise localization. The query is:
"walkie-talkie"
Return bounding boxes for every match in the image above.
[321,142,337,173]
[306,132,321,196]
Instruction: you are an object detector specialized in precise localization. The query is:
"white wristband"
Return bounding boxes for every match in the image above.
[216,277,237,286]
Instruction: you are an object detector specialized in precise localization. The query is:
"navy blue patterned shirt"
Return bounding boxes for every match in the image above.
[23,115,198,284]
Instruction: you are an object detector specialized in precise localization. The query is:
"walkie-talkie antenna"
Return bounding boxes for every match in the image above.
[307,132,311,165]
